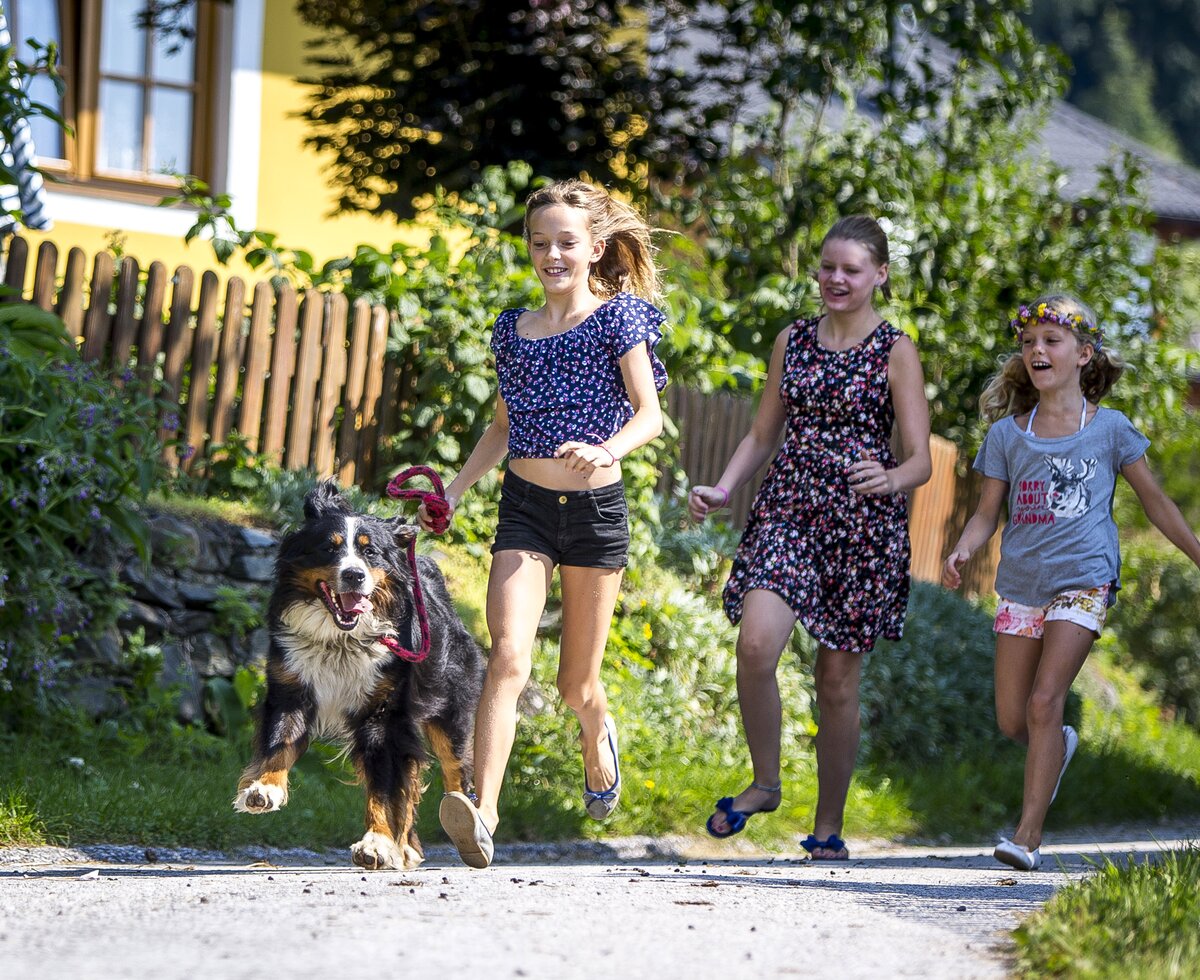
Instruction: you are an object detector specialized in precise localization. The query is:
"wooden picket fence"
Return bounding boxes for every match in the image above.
[3,235,399,487]
[6,234,998,592]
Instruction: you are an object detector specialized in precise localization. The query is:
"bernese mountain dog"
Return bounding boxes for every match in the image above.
[233,480,484,870]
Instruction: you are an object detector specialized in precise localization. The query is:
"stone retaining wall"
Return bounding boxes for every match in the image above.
[68,510,279,724]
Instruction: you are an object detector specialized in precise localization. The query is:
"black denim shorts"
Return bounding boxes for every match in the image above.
[492,470,630,569]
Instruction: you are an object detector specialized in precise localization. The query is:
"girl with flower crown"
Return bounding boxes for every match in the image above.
[943,293,1200,871]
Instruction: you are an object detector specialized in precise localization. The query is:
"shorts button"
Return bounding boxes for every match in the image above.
[558,495,568,504]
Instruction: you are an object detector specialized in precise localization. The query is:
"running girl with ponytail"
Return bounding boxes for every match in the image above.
[422,179,669,869]
[943,294,1200,871]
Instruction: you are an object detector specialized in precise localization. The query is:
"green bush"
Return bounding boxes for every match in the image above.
[858,582,1009,764]
[1109,538,1200,726]
[0,303,164,723]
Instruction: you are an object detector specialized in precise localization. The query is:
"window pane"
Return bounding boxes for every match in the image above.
[100,0,148,76]
[151,88,192,174]
[153,6,195,84]
[97,79,145,173]
[29,74,66,160]
[11,0,61,50]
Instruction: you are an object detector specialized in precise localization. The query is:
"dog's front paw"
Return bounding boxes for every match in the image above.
[233,781,286,813]
[351,831,419,871]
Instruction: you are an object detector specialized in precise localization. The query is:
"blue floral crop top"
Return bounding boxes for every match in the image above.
[491,291,669,459]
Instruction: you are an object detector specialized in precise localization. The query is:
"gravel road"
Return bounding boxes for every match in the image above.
[1,826,1194,980]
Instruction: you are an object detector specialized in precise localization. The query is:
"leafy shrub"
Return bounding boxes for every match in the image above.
[1109,538,1200,726]
[0,303,165,723]
[858,582,1009,764]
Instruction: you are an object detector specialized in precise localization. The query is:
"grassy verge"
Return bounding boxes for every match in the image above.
[1014,844,1200,979]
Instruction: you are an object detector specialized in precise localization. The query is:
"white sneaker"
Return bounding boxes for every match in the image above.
[994,837,1041,871]
[1049,725,1079,806]
[439,792,494,869]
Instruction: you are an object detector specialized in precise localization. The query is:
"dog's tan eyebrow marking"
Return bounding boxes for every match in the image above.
[329,532,344,547]
[357,533,371,548]
[295,568,334,593]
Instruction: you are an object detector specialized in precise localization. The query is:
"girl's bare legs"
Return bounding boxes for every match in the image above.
[557,565,625,791]
[811,645,864,849]
[993,633,1044,746]
[708,589,797,834]
[1008,621,1095,851]
[471,550,554,832]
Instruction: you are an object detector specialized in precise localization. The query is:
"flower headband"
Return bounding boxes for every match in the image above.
[1009,302,1103,350]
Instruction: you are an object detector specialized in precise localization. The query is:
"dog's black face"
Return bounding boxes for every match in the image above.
[274,481,417,636]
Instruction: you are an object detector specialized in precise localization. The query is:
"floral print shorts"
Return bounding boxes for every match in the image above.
[993,585,1111,639]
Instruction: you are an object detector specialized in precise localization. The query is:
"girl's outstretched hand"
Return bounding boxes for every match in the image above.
[942,548,970,589]
[688,485,728,522]
[418,496,456,533]
[555,441,616,474]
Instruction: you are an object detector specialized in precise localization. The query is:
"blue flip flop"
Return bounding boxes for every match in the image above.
[801,833,849,860]
[705,782,782,839]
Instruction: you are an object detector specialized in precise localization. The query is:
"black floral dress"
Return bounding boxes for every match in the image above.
[723,317,911,652]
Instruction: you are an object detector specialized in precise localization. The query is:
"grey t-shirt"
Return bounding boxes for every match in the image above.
[973,407,1150,607]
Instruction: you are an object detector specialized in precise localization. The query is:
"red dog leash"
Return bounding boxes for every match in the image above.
[382,465,451,662]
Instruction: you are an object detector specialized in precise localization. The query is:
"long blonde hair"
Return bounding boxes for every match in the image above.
[523,179,659,301]
[979,293,1126,421]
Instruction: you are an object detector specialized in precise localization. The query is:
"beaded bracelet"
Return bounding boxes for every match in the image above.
[597,444,618,467]
[713,485,730,507]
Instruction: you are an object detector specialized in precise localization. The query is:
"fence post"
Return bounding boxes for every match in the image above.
[161,266,196,470]
[209,276,247,450]
[57,247,87,340]
[261,284,298,464]
[31,241,58,310]
[2,235,28,299]
[337,297,373,486]
[313,292,349,477]
[238,281,274,452]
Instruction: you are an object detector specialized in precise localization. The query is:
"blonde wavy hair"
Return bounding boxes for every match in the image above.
[979,293,1126,422]
[523,179,659,301]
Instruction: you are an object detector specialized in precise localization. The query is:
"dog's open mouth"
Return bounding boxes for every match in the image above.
[318,581,373,630]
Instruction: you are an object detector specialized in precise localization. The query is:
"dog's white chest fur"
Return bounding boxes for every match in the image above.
[279,601,393,738]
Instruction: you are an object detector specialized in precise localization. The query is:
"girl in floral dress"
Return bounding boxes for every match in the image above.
[421,179,668,869]
[690,215,931,859]
[944,294,1200,871]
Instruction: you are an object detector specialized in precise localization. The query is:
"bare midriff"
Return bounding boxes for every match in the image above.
[508,456,621,492]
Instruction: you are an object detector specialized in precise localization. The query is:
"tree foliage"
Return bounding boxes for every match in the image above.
[292,0,716,220]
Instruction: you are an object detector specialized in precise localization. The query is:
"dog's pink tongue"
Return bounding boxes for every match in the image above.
[339,592,372,616]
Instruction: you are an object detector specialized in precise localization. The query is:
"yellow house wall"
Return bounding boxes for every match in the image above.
[19,0,429,287]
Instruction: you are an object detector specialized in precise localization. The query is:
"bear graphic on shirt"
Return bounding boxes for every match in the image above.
[1043,455,1098,519]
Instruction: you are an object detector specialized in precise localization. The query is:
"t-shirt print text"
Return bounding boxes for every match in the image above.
[1012,456,1098,526]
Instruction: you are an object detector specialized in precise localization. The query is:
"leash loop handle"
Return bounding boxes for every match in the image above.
[380,465,452,663]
